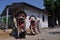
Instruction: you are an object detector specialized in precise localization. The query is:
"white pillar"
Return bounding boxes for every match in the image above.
[6,8,9,31]
[56,20,59,27]
[56,20,58,25]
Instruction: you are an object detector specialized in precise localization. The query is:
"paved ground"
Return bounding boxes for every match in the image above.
[0,28,60,40]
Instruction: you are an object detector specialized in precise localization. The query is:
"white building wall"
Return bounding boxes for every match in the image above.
[40,13,48,28]
[24,7,48,29]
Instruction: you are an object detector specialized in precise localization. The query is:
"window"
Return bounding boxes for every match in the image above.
[42,15,45,22]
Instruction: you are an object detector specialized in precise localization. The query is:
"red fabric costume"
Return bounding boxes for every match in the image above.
[30,20,35,29]
[19,22,24,28]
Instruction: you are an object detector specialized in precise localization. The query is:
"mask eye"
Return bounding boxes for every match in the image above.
[22,16,25,18]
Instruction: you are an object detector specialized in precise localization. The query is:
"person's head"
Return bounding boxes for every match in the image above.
[16,11,27,19]
[29,15,37,21]
[16,11,27,23]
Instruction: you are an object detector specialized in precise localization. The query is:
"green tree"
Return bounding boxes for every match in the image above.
[44,0,56,13]
[44,0,60,27]
[2,16,12,27]
[55,0,60,24]
[56,0,60,17]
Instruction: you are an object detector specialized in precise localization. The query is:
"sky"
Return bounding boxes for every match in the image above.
[0,0,44,14]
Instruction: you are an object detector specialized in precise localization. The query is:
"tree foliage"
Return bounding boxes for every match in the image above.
[44,0,60,18]
[2,16,11,25]
[56,0,60,17]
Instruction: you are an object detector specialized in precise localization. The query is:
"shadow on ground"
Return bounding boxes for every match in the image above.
[49,32,60,34]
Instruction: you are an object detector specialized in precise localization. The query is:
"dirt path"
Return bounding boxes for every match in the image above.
[0,28,60,40]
